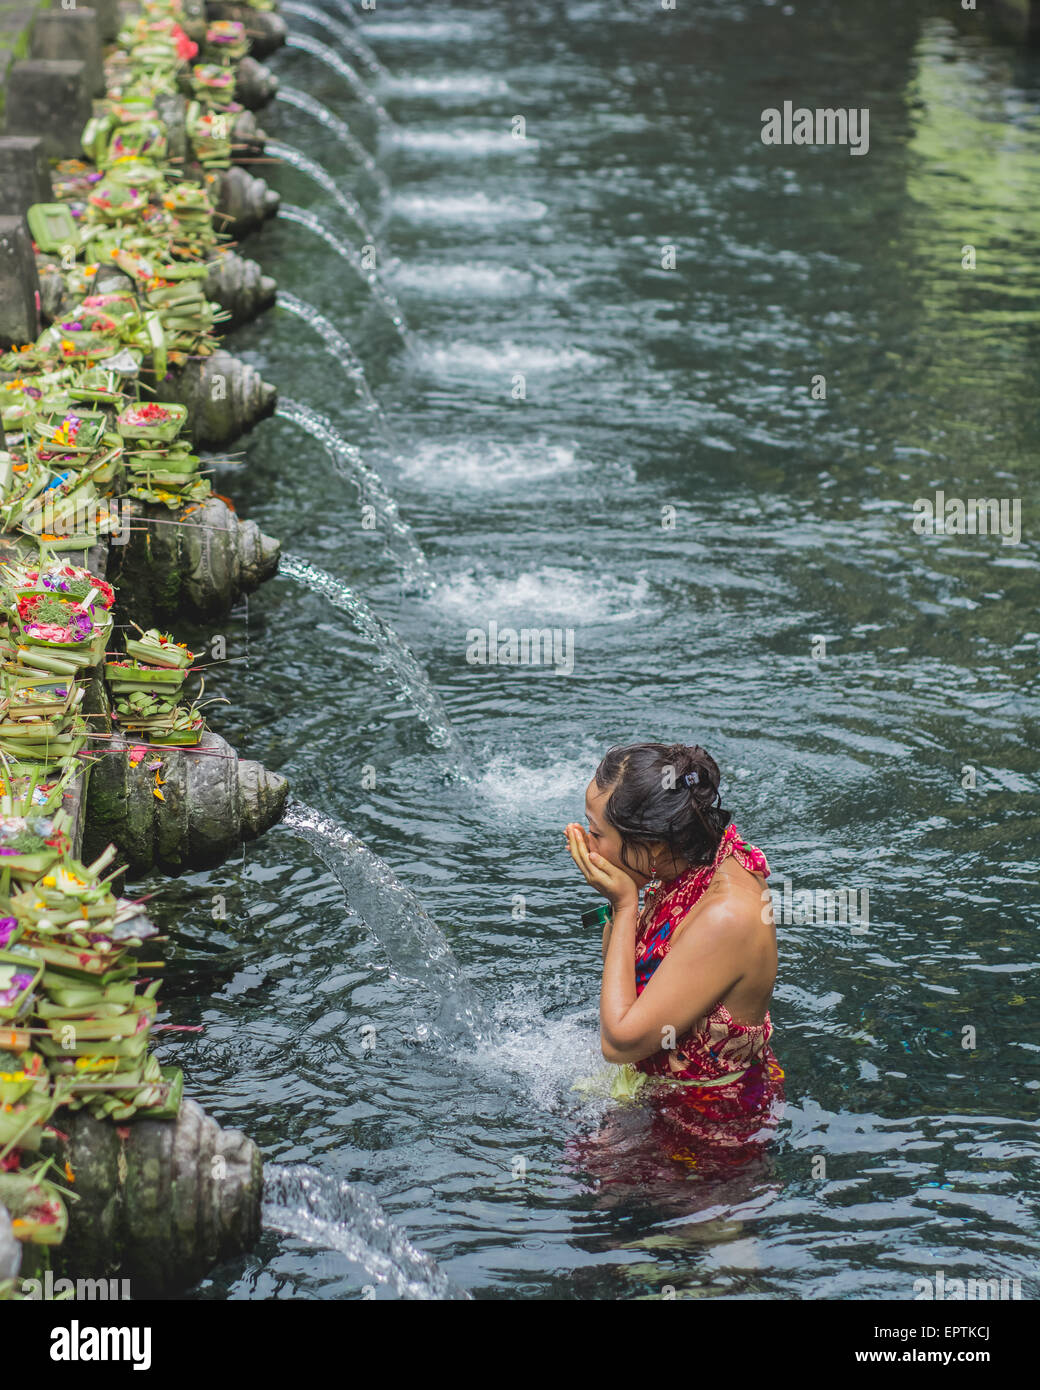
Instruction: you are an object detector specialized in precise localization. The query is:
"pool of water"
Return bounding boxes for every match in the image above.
[149,0,1038,1299]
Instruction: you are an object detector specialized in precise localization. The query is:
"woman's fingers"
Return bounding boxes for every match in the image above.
[565,825,600,887]
[571,831,597,877]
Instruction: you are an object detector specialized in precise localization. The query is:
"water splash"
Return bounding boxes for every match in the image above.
[379,73,509,100]
[278,553,454,750]
[276,291,387,429]
[276,86,389,200]
[275,400,426,587]
[390,190,547,225]
[286,32,394,129]
[263,1163,470,1299]
[278,204,410,342]
[281,1,390,78]
[327,0,361,28]
[360,20,479,41]
[389,128,537,156]
[282,799,490,1041]
[267,138,375,243]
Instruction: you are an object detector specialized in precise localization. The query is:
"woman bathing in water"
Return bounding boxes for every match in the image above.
[565,742,784,1176]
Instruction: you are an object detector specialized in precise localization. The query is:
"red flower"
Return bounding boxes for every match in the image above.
[172,25,198,61]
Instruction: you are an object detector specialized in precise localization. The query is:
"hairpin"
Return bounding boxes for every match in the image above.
[683,770,700,787]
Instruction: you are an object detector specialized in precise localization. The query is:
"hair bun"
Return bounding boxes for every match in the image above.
[594,742,732,870]
[676,745,721,802]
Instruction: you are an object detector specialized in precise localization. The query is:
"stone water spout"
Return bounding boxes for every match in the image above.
[234,54,280,110]
[206,1,288,58]
[109,494,280,622]
[45,1101,262,1298]
[205,250,278,327]
[213,165,281,239]
[84,730,288,875]
[158,347,277,448]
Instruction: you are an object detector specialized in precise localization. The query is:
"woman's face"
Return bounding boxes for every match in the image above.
[584,779,656,886]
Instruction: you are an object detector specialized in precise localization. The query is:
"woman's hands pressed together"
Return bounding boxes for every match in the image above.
[565,823,638,911]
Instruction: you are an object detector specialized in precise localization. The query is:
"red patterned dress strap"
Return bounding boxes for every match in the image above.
[723,825,770,880]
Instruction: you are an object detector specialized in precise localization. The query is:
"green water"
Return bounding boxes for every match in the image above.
[147,0,1038,1299]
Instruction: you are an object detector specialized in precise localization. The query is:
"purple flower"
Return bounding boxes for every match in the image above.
[0,918,18,947]
[0,972,33,1005]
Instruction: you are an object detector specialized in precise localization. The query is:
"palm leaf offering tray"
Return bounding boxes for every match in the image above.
[0,1051,54,1152]
[0,1160,71,1245]
[111,396,212,508]
[191,62,237,108]
[114,705,204,746]
[0,0,256,1266]
[7,563,116,612]
[186,105,232,167]
[1,670,85,717]
[67,361,129,394]
[0,763,80,820]
[0,840,172,1129]
[8,591,112,674]
[115,400,187,441]
[0,808,72,881]
[123,628,196,669]
[108,627,211,746]
[0,563,114,765]
[0,949,44,1021]
[205,20,249,61]
[31,411,108,457]
[105,660,188,693]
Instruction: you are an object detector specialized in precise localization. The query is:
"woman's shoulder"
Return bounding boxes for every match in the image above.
[674,856,771,944]
[672,885,763,956]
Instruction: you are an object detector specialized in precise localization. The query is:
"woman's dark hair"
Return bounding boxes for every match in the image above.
[594,742,730,874]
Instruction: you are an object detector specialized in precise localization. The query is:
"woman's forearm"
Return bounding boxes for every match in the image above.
[599,900,639,1048]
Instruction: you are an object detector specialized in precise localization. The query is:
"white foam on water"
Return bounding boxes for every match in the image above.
[430,565,653,626]
[470,998,608,1119]
[362,21,481,40]
[397,438,582,490]
[390,190,547,223]
[263,1163,470,1299]
[388,128,539,154]
[385,262,538,298]
[380,73,509,97]
[409,339,603,376]
[473,749,600,818]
